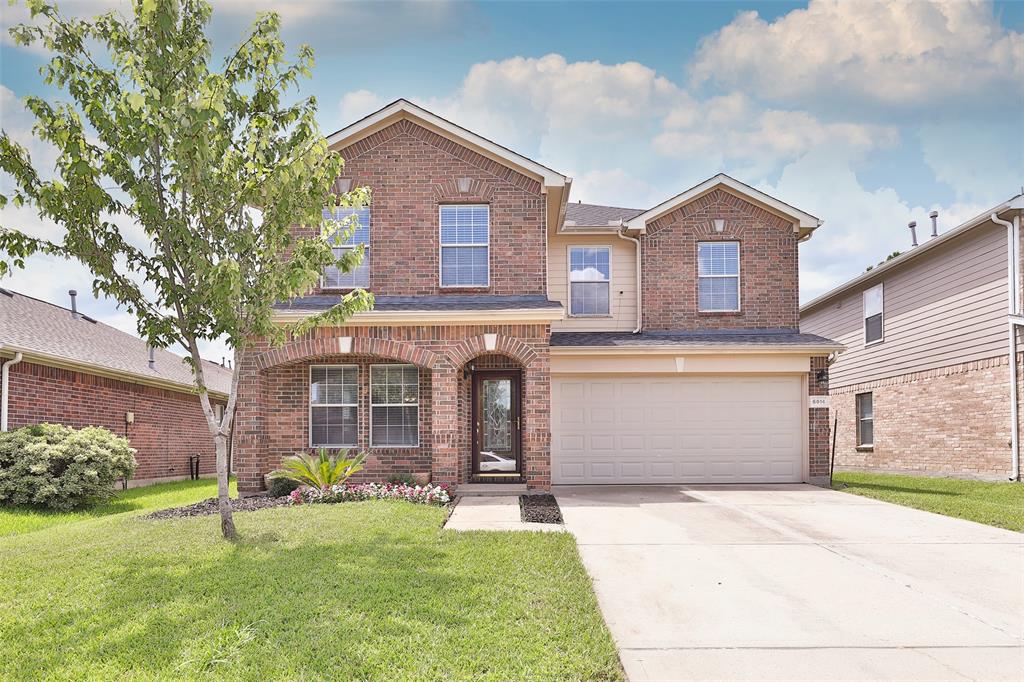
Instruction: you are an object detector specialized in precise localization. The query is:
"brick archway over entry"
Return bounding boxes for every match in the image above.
[252,335,443,371]
[448,334,537,369]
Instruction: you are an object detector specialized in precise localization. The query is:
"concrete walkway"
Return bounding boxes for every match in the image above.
[555,484,1024,682]
[444,496,565,532]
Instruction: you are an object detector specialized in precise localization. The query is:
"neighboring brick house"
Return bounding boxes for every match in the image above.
[0,289,232,485]
[801,196,1024,480]
[234,99,841,494]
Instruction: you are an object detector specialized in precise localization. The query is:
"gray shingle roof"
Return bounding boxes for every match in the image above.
[0,289,232,395]
[550,329,843,348]
[564,202,644,226]
[276,294,563,312]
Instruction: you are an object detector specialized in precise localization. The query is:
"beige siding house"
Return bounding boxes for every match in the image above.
[801,195,1024,480]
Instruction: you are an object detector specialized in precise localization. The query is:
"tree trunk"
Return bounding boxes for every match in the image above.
[215,433,237,539]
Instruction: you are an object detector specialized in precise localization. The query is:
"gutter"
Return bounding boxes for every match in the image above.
[615,223,643,334]
[1,345,24,431]
[0,344,230,401]
[990,211,1021,481]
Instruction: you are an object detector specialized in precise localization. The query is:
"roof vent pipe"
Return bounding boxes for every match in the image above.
[68,290,79,319]
[147,346,155,369]
[929,210,939,238]
[908,221,918,247]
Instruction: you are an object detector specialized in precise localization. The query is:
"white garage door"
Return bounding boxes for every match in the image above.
[551,375,804,484]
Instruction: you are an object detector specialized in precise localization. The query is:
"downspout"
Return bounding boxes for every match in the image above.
[616,223,642,334]
[991,211,1021,481]
[1,349,25,432]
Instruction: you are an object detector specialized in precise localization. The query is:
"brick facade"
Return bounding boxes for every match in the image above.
[830,354,1022,480]
[233,324,551,493]
[809,355,831,481]
[641,188,799,331]
[1,359,225,483]
[305,118,548,297]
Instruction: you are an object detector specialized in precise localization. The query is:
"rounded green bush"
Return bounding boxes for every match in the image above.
[0,424,137,510]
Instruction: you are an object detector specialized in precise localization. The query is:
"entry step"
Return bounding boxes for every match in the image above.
[456,483,528,497]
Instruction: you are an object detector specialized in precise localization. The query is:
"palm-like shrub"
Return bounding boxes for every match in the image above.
[269,448,366,490]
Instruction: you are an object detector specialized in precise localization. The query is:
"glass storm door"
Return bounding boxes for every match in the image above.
[473,371,521,475]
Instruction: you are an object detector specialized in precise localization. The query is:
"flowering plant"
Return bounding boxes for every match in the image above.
[289,481,452,507]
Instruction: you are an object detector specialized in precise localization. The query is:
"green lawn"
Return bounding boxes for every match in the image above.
[0,477,236,537]
[833,471,1024,532]
[0,487,622,681]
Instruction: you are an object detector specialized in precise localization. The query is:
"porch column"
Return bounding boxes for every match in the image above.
[430,363,459,486]
[233,355,268,495]
[523,350,551,490]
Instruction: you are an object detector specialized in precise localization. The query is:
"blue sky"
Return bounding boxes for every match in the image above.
[1,0,1023,362]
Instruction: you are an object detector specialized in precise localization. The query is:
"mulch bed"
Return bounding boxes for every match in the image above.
[520,494,563,524]
[144,495,290,520]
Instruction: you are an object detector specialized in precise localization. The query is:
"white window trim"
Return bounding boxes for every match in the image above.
[856,392,874,447]
[320,208,371,291]
[369,364,420,448]
[308,364,359,448]
[439,204,490,288]
[697,241,741,313]
[567,245,613,317]
[863,283,884,346]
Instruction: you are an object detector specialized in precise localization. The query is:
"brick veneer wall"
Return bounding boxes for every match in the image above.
[263,356,434,481]
[303,118,548,296]
[1,359,225,482]
[233,324,551,493]
[830,353,1022,480]
[809,355,831,481]
[641,188,799,331]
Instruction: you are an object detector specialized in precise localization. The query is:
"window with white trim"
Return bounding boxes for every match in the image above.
[569,246,611,316]
[370,365,419,447]
[856,392,873,447]
[310,365,358,447]
[698,241,740,311]
[863,283,883,344]
[440,204,489,287]
[323,206,370,288]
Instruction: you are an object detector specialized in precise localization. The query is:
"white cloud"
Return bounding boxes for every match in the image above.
[654,93,898,178]
[338,89,384,124]
[919,119,1024,205]
[761,150,987,301]
[691,0,1024,111]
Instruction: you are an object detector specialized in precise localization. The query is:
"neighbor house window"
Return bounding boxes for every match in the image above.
[698,241,740,311]
[863,283,884,344]
[310,365,358,447]
[440,204,489,287]
[856,392,874,447]
[322,206,370,288]
[569,246,611,316]
[370,365,419,447]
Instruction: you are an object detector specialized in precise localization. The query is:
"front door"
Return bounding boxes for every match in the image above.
[472,370,521,476]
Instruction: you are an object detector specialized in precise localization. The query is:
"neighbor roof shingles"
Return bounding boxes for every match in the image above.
[0,289,232,395]
[564,203,644,226]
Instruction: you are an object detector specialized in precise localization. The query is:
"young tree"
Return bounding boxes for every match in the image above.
[0,0,372,538]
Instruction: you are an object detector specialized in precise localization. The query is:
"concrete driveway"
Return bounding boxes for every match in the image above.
[554,484,1024,682]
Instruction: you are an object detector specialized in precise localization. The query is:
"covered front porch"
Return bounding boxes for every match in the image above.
[231,325,552,494]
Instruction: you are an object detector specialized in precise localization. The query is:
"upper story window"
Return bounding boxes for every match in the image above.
[323,207,370,289]
[863,283,883,345]
[697,241,740,312]
[440,204,489,287]
[569,246,611,316]
[309,365,358,447]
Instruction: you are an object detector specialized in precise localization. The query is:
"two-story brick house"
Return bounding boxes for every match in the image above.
[232,100,841,494]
